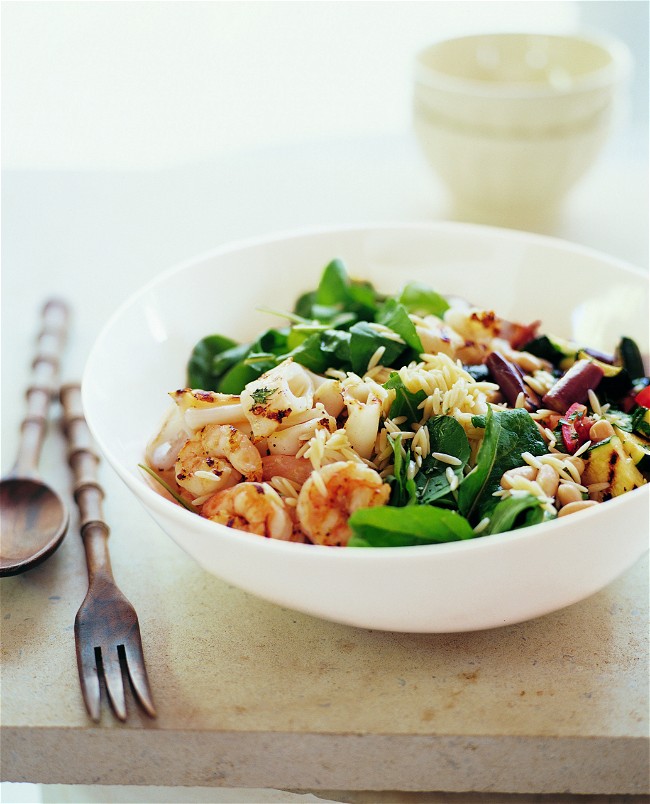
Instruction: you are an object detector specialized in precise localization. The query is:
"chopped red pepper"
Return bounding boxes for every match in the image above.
[634,385,650,408]
[560,402,594,454]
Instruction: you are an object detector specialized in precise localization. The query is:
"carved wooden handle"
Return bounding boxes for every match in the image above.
[60,383,114,582]
[12,299,70,478]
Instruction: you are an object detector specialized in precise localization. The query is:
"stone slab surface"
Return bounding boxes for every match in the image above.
[1,153,649,796]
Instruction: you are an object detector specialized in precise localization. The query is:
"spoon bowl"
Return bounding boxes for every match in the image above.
[0,478,69,575]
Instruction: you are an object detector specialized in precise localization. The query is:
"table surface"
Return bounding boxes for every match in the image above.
[1,132,649,798]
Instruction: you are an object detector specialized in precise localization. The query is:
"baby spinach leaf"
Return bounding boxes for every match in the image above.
[414,466,453,506]
[383,373,427,423]
[485,494,548,535]
[188,327,292,392]
[376,298,424,354]
[283,329,351,374]
[397,282,450,318]
[293,289,319,320]
[349,321,406,375]
[217,361,264,394]
[296,259,381,323]
[315,258,353,307]
[255,327,290,353]
[187,334,241,389]
[348,505,476,547]
[318,259,379,319]
[415,416,470,504]
[214,327,290,392]
[458,406,547,523]
[387,433,417,507]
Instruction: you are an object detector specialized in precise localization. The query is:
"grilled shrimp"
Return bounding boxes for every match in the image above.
[296,461,390,546]
[175,423,262,499]
[201,482,293,540]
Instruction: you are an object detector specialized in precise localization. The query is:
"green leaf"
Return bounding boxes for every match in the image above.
[187,334,241,389]
[217,361,263,394]
[294,289,318,320]
[616,336,646,381]
[457,406,547,522]
[255,327,290,353]
[348,505,477,547]
[376,298,423,354]
[632,405,650,438]
[383,373,427,423]
[485,494,548,535]
[347,279,382,317]
[217,327,292,392]
[315,258,351,306]
[293,259,380,324]
[415,416,470,504]
[281,329,351,374]
[349,321,406,375]
[187,327,292,393]
[397,282,450,318]
[387,433,417,507]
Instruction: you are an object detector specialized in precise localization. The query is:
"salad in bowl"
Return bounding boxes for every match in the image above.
[143,258,649,549]
[83,222,649,631]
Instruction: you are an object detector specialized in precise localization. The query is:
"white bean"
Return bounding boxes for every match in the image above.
[500,466,537,489]
[557,500,599,517]
[589,419,615,442]
[536,464,559,497]
[556,483,583,507]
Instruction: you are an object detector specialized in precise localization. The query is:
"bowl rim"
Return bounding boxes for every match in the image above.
[413,31,632,99]
[83,219,649,564]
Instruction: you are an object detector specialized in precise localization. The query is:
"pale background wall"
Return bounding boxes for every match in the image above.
[6,0,647,172]
[3,2,648,172]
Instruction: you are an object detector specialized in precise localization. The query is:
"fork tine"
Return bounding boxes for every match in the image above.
[123,641,157,718]
[100,646,127,721]
[76,638,101,722]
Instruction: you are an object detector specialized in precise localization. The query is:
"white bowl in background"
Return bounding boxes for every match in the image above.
[413,33,631,227]
[82,223,649,633]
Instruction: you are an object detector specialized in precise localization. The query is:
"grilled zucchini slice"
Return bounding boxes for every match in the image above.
[582,435,647,502]
[614,426,650,472]
[632,406,650,439]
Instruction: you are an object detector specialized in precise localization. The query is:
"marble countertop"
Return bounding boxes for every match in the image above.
[1,133,648,797]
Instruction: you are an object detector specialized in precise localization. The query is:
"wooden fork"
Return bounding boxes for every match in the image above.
[60,383,156,722]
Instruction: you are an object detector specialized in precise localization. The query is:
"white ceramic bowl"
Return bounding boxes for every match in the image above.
[82,223,649,633]
[413,33,631,227]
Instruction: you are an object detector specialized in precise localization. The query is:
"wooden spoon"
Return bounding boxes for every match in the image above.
[0,300,70,576]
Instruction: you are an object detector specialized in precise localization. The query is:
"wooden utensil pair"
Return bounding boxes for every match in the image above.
[0,300,155,721]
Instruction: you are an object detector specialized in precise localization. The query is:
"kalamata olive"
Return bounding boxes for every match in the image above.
[486,352,540,411]
[542,359,604,413]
